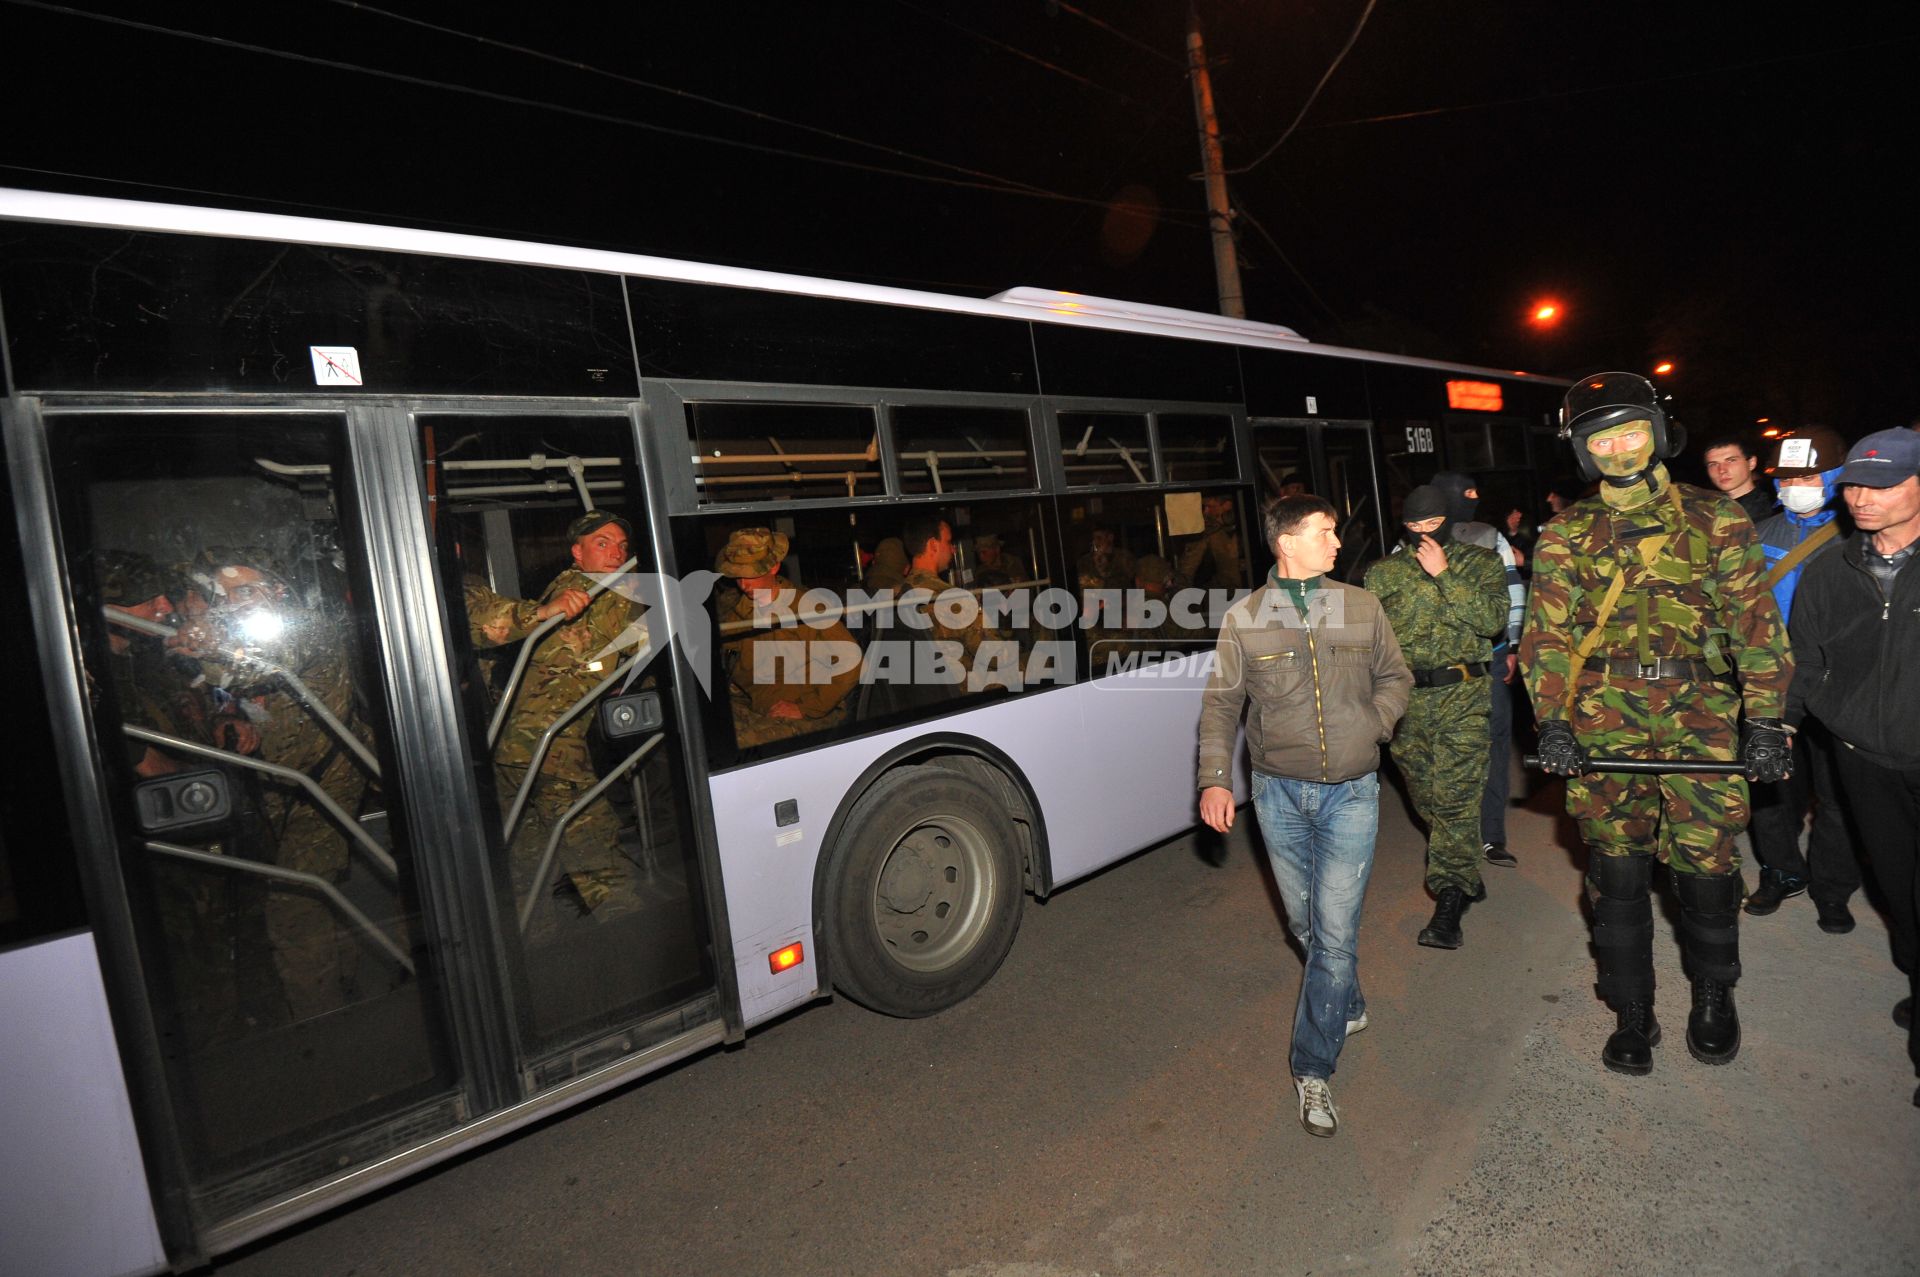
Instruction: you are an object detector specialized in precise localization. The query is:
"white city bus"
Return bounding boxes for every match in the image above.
[0,188,1570,1274]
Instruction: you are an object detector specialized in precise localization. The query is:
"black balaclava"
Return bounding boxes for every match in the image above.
[1431,471,1479,530]
[1401,484,1452,547]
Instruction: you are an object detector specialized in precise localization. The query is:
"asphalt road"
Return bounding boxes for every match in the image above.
[216,763,1919,1276]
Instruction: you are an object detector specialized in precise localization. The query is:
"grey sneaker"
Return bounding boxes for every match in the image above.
[1295,1076,1338,1137]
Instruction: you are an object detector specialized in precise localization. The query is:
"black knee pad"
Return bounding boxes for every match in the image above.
[1588,851,1653,902]
[1673,873,1742,984]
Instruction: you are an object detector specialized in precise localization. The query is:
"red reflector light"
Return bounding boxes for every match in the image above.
[769,942,804,973]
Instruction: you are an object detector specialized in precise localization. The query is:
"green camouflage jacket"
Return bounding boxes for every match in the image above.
[464,579,543,649]
[495,568,645,769]
[1521,482,1792,720]
[1363,541,1508,672]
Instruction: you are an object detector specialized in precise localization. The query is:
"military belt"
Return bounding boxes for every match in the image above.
[1410,661,1489,688]
[1593,657,1727,682]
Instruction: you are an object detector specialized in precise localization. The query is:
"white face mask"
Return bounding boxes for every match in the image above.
[1779,484,1826,515]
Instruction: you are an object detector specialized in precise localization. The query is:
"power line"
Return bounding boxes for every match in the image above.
[1054,3,1185,68]
[1230,0,1377,173]
[1230,195,1339,323]
[1306,33,1920,131]
[5,0,1209,229]
[883,0,1163,111]
[323,0,1054,197]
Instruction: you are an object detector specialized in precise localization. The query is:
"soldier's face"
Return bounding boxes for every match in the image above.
[108,592,175,654]
[978,545,1000,566]
[1587,422,1655,477]
[1203,497,1231,519]
[572,523,630,575]
[1844,475,1920,532]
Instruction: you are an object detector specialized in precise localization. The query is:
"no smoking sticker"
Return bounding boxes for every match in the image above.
[309,346,363,386]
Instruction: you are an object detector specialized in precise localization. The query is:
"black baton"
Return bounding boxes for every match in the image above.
[1523,754,1747,775]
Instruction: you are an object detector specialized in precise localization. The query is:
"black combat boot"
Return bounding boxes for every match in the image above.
[1603,997,1662,1076]
[1417,886,1468,949]
[1590,852,1657,1075]
[1675,873,1744,1065]
[1742,868,1805,916]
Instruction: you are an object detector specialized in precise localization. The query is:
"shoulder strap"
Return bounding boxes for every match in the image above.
[1762,521,1840,591]
[1563,563,1632,717]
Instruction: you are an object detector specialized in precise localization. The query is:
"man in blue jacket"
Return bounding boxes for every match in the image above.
[1786,428,1920,1108]
[1745,429,1862,930]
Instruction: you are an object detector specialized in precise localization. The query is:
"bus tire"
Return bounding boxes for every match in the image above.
[822,764,1024,1017]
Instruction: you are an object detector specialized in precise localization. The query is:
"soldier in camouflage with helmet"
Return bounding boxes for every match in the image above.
[494,511,646,925]
[1364,485,1510,950]
[714,526,861,749]
[181,548,380,1022]
[1522,373,1793,1076]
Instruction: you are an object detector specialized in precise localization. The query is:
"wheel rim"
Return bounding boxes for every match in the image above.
[870,814,999,973]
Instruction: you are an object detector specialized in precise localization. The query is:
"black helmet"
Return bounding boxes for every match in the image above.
[1559,372,1684,484]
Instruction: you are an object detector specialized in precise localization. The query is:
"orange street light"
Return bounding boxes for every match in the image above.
[1530,300,1562,325]
[1652,361,1674,375]
[1762,428,1781,438]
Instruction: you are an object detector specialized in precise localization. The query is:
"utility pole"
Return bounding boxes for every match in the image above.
[1186,5,1245,318]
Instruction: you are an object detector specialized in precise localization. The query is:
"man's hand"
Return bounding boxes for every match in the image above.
[1413,535,1449,577]
[1741,717,1793,784]
[1502,651,1519,684]
[767,700,805,720]
[1534,719,1589,777]
[537,588,592,623]
[214,717,261,755]
[1199,785,1235,833]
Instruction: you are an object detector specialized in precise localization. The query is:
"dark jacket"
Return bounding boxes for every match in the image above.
[1198,577,1412,786]
[1785,532,1920,771]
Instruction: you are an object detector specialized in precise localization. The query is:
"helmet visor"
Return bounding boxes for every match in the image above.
[1561,372,1660,431]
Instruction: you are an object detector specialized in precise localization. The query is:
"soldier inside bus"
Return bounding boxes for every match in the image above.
[494,511,647,929]
[714,527,861,750]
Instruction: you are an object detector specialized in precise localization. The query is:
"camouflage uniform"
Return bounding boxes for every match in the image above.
[495,567,645,919]
[904,567,1003,674]
[1364,539,1509,895]
[95,549,282,1042]
[1522,483,1792,876]
[465,578,546,649]
[1176,510,1243,590]
[719,583,861,748]
[864,538,909,596]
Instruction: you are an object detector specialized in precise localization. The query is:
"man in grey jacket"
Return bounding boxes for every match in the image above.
[1199,494,1413,1139]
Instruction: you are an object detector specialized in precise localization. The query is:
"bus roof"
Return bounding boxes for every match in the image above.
[0,187,1566,388]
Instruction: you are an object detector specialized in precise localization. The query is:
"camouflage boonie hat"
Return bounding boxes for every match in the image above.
[714,527,790,578]
[566,510,633,544]
[976,533,1003,550]
[93,548,170,606]
[1135,555,1172,586]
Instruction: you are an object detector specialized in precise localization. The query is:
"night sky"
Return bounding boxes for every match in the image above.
[6,1,1919,437]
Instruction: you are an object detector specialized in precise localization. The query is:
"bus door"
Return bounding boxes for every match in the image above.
[413,410,720,1090]
[1250,419,1386,582]
[42,404,722,1248]
[45,408,471,1239]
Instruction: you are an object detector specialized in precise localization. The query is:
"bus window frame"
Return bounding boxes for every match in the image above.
[645,379,1049,517]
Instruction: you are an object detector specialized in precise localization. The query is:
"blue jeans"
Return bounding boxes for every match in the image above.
[1250,770,1381,1081]
[1481,662,1513,846]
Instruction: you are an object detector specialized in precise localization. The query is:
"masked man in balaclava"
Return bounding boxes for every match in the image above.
[1744,428,1862,930]
[1522,373,1792,1075]
[1365,485,1509,948]
[1432,471,1529,870]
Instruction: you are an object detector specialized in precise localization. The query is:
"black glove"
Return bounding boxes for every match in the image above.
[1535,719,1590,777]
[1741,717,1793,785]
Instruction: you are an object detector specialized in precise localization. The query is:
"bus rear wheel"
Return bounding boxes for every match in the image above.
[823,764,1024,1017]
